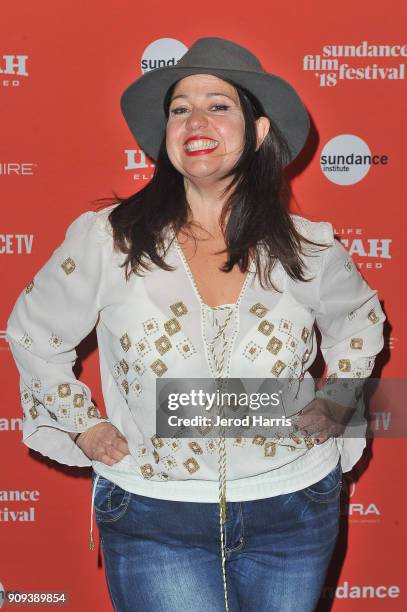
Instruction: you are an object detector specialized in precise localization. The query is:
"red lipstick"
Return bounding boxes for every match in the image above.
[184,135,219,156]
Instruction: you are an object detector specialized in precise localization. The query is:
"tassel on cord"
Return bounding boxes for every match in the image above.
[89,473,100,551]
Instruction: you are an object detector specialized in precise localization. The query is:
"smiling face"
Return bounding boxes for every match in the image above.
[165,74,246,185]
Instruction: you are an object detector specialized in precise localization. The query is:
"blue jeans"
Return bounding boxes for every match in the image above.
[92,460,342,612]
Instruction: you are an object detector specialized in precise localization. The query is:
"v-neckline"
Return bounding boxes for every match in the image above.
[171,228,256,310]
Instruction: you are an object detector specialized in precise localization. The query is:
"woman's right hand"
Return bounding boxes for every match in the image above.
[69,422,130,465]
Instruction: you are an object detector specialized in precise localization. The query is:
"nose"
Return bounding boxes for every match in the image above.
[185,107,208,131]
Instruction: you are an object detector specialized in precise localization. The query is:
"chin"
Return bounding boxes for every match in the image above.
[184,169,222,180]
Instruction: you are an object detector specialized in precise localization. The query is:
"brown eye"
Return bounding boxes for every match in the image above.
[170,107,189,115]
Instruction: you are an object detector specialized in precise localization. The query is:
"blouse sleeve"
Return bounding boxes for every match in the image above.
[314,233,386,415]
[5,210,111,467]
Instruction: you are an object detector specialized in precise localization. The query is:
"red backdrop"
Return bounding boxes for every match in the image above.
[1,1,406,609]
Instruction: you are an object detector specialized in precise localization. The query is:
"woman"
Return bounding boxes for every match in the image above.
[6,38,385,611]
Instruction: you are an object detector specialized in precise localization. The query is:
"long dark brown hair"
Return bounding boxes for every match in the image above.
[94,77,328,289]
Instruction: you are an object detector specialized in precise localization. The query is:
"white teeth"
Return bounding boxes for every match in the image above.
[184,139,219,152]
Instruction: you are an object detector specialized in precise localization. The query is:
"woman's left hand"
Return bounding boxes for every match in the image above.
[292,397,356,444]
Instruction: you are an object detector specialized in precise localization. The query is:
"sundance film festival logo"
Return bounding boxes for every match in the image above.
[0,162,36,175]
[0,416,22,431]
[123,39,188,178]
[141,38,188,74]
[320,135,388,185]
[124,148,155,181]
[0,489,40,522]
[0,233,33,254]
[0,330,8,353]
[303,40,406,87]
[388,336,398,350]
[0,54,28,87]
[335,228,392,271]
[341,474,380,523]
[322,582,400,600]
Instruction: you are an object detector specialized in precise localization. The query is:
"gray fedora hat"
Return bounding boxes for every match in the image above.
[120,37,310,165]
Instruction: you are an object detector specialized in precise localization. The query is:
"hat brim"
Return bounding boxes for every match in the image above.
[120,66,310,165]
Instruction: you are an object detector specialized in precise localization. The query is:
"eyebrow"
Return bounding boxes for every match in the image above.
[169,92,236,104]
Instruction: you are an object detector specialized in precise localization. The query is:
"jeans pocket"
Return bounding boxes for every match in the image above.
[93,473,132,523]
[301,461,342,504]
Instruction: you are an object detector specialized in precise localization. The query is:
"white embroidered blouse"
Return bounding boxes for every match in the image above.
[6,204,386,503]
